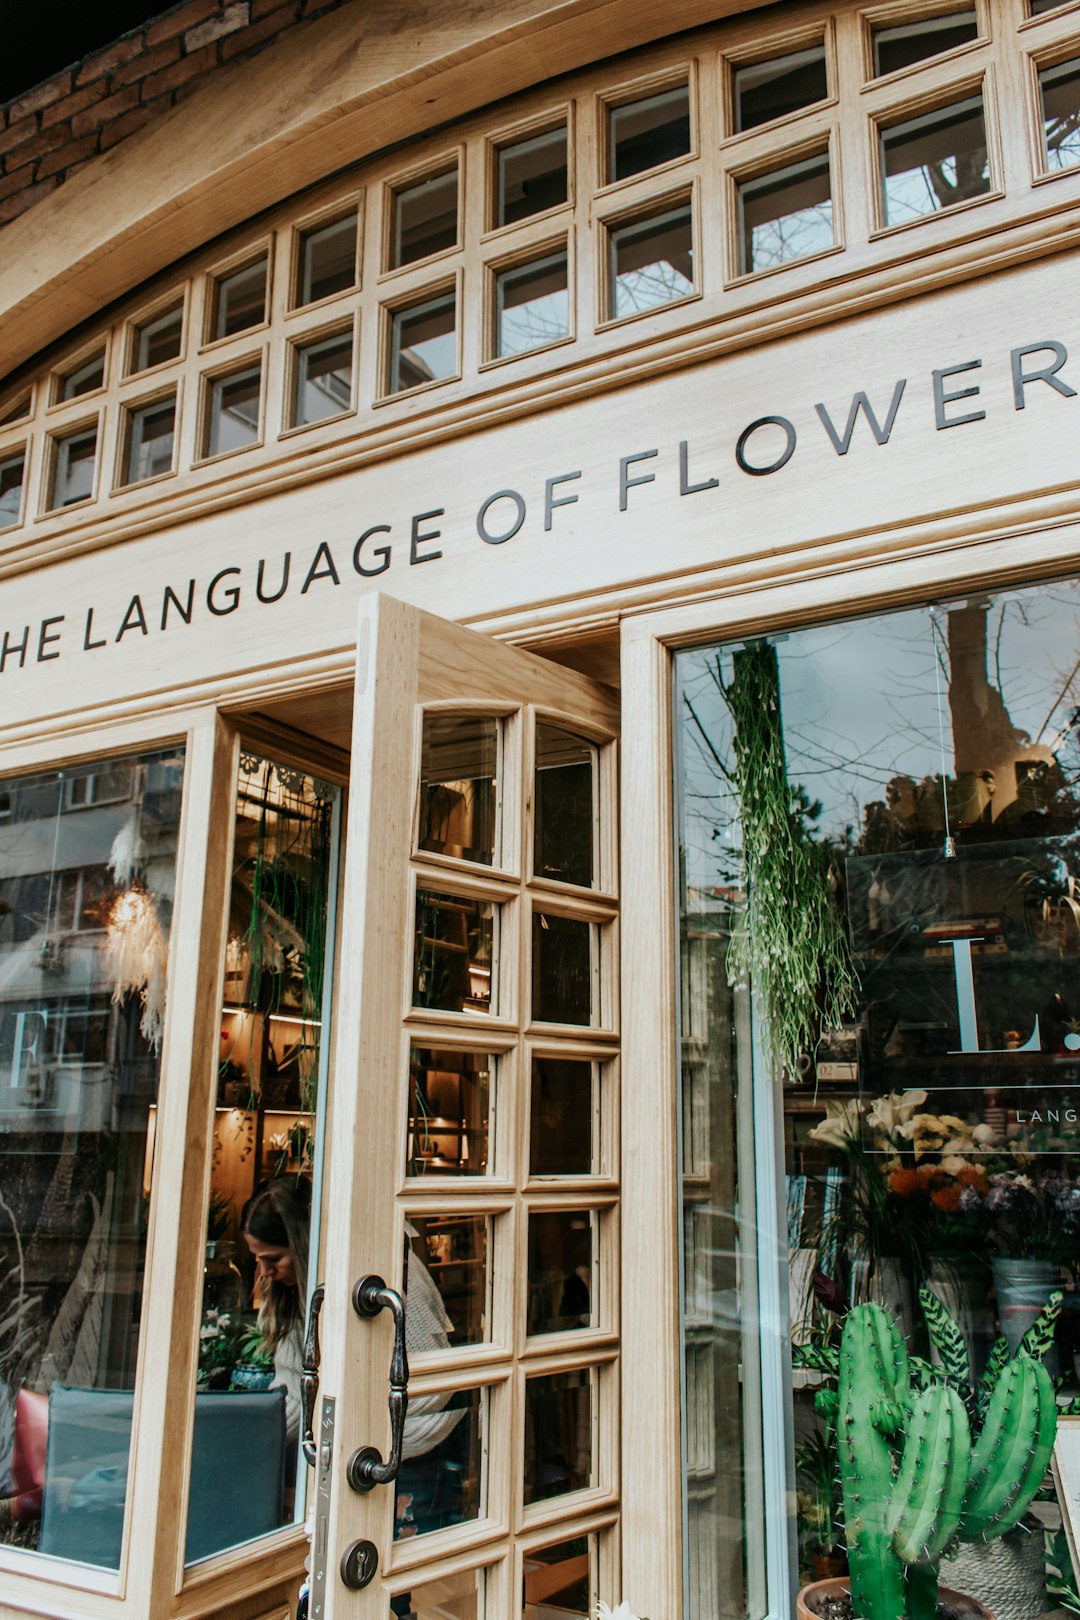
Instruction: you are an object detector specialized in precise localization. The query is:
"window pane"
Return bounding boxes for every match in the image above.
[532,911,594,1024]
[498,126,568,225]
[205,364,261,457]
[609,85,691,182]
[530,1056,596,1177]
[124,396,176,484]
[413,889,494,1014]
[407,1214,489,1345]
[1040,58,1080,171]
[523,1368,593,1504]
[872,10,979,77]
[390,293,457,393]
[610,205,694,319]
[0,452,25,526]
[734,46,828,132]
[212,258,268,340]
[1030,0,1067,14]
[881,95,991,224]
[51,426,97,507]
[297,213,358,305]
[293,331,353,426]
[0,747,185,1568]
[395,1569,481,1617]
[61,351,105,400]
[194,754,338,1562]
[535,723,595,886]
[418,713,498,864]
[527,1210,594,1333]
[738,153,834,274]
[132,305,183,372]
[409,1047,492,1177]
[496,251,569,358]
[396,1384,482,1539]
[523,1536,594,1617]
[392,170,458,268]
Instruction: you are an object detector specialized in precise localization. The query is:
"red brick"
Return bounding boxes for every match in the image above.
[73,83,139,138]
[7,74,71,122]
[75,34,143,86]
[4,123,69,175]
[0,116,37,159]
[0,176,59,224]
[146,0,221,47]
[141,42,218,102]
[186,3,248,48]
[0,167,32,202]
[41,80,109,130]
[99,105,154,151]
[37,133,99,180]
[220,2,300,58]
[112,39,182,89]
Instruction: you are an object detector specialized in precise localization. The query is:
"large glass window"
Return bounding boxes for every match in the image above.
[190,751,338,1564]
[675,578,1080,1614]
[0,747,185,1568]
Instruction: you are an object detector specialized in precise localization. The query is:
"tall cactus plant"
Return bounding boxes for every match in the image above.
[830,1299,1057,1620]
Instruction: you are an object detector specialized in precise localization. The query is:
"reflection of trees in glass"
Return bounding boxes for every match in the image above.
[500,289,568,356]
[614,255,693,317]
[749,200,833,271]
[885,145,988,222]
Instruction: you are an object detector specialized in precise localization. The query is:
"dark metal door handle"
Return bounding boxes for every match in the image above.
[300,1283,325,1469]
[346,1274,409,1492]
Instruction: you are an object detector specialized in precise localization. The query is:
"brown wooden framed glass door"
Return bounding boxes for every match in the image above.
[312,593,620,1619]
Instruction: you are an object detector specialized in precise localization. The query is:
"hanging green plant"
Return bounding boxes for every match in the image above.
[722,641,856,1074]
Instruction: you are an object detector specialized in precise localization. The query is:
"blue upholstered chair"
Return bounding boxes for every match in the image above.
[39,1386,286,1567]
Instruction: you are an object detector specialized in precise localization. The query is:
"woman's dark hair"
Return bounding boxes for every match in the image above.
[241,1176,311,1349]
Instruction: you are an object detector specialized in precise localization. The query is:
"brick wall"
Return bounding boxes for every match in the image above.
[0,0,350,227]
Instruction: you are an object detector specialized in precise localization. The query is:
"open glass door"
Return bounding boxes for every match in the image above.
[313,593,620,1619]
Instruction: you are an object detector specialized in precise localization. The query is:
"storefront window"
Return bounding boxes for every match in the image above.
[187,751,338,1564]
[0,747,185,1567]
[676,579,1080,1612]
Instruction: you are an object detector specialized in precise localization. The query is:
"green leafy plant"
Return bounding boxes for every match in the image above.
[814,1294,1057,1618]
[719,642,856,1073]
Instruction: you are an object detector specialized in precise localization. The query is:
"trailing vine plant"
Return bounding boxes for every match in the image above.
[719,641,856,1074]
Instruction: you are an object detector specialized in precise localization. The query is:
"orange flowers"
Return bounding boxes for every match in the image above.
[887,1163,986,1204]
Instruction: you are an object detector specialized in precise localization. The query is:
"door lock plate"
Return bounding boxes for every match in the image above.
[309,1396,335,1618]
[340,1538,379,1590]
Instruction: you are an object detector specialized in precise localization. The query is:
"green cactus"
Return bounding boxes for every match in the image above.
[834,1298,1057,1620]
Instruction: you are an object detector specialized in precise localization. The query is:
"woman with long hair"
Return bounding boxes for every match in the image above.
[240,1176,311,1445]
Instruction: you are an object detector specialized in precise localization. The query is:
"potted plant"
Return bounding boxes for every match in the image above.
[797,1289,1057,1620]
[229,1328,275,1392]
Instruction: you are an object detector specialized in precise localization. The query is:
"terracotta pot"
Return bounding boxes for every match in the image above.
[796,1577,995,1619]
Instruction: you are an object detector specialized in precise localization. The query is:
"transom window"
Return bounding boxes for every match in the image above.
[2,0,1078,539]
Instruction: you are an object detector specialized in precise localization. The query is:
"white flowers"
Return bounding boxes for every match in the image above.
[809,1098,865,1149]
[866,1089,927,1136]
[595,1604,647,1620]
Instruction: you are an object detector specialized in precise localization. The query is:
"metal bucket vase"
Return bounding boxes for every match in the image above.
[990,1257,1062,1372]
[941,1514,1048,1620]
[796,1577,994,1619]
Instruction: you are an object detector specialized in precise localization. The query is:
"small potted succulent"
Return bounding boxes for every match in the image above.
[797,1288,1058,1620]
